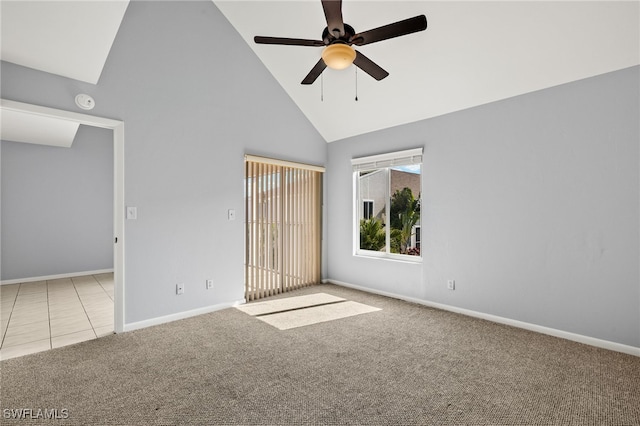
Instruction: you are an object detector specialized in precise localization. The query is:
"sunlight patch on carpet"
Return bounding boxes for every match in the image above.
[248,300,381,330]
[236,293,345,316]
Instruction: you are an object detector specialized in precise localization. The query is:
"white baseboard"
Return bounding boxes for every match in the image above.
[1,269,115,285]
[325,278,640,358]
[123,299,246,332]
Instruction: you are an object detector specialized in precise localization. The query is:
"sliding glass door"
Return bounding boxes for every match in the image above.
[244,155,323,301]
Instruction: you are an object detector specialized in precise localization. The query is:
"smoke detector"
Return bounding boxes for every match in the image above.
[75,94,95,110]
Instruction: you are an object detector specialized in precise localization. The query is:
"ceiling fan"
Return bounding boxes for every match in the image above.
[254,0,427,85]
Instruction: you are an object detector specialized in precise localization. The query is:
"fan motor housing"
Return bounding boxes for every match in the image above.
[322,23,355,45]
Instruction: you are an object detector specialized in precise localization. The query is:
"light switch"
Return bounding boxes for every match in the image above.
[126,206,137,220]
[228,209,236,221]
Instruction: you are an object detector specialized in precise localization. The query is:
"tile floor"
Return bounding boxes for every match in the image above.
[0,273,114,361]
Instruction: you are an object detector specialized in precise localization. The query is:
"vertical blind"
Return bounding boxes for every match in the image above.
[245,155,324,302]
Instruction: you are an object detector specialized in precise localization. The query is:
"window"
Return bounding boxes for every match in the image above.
[352,148,422,260]
[363,200,374,220]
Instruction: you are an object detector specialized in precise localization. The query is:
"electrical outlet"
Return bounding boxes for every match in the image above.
[447,280,455,290]
[176,283,185,295]
[206,280,213,290]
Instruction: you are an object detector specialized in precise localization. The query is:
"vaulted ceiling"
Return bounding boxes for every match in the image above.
[216,1,639,142]
[1,1,638,145]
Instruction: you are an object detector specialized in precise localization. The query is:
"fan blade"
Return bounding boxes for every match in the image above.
[353,51,389,81]
[322,0,345,37]
[254,36,325,47]
[352,15,427,46]
[301,58,327,85]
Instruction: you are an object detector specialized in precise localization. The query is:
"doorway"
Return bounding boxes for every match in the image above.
[244,154,324,301]
[0,99,125,335]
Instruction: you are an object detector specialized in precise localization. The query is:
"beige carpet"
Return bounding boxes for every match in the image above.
[1,284,638,425]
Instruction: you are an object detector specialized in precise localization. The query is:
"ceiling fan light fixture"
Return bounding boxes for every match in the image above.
[321,44,356,70]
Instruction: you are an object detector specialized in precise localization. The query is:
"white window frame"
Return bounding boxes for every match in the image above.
[352,148,423,262]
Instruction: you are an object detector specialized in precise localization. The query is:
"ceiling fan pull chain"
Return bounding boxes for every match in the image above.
[355,67,358,101]
[321,72,324,102]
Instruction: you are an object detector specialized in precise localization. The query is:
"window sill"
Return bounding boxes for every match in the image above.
[354,251,422,264]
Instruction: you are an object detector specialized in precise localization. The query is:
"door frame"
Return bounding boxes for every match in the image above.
[1,99,125,333]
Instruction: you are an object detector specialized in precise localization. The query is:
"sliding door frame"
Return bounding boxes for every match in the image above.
[244,154,324,302]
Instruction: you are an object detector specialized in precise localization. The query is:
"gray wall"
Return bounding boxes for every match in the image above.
[1,125,114,280]
[1,1,326,323]
[326,66,640,348]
